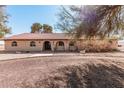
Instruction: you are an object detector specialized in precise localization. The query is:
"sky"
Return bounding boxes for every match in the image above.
[6,5,60,35]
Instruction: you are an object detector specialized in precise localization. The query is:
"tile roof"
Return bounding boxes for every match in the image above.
[4,33,73,40]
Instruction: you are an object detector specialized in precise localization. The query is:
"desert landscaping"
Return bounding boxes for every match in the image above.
[0,5,124,88]
[0,52,123,87]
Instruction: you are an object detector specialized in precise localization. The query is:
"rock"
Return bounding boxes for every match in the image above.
[16,51,21,54]
[80,50,86,54]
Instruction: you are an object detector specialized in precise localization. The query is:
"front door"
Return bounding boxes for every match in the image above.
[44,41,51,51]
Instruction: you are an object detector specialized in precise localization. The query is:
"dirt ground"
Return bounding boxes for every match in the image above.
[0,52,124,87]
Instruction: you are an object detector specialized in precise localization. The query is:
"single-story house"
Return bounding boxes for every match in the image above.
[2,33,118,52]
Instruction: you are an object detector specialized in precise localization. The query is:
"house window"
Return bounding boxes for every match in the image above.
[12,41,17,47]
[30,41,36,47]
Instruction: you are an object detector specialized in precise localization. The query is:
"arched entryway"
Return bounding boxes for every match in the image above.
[43,41,51,51]
[56,41,65,51]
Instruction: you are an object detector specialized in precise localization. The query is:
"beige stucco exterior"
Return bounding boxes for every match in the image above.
[4,39,76,52]
[4,39,118,52]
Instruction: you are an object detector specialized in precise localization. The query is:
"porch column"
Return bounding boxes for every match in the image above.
[40,41,44,51]
[50,41,55,52]
[65,40,69,51]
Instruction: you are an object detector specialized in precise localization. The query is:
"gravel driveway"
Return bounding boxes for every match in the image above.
[1,52,124,61]
[0,53,54,61]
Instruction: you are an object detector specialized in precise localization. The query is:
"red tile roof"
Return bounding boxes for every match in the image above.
[4,33,73,40]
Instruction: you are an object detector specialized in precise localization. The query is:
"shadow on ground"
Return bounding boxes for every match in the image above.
[20,62,124,88]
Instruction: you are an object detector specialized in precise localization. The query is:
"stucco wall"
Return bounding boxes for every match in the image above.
[4,40,70,52]
[5,40,43,52]
[4,39,118,52]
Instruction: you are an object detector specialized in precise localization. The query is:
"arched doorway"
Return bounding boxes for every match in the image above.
[56,41,65,51]
[43,41,51,51]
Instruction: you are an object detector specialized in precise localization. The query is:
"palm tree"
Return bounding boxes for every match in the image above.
[43,24,53,33]
[31,23,53,33]
[31,23,42,33]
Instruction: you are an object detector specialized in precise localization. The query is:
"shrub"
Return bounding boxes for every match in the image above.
[82,39,118,52]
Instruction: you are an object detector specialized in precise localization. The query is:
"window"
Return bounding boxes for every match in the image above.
[58,41,64,46]
[30,41,36,47]
[12,41,17,47]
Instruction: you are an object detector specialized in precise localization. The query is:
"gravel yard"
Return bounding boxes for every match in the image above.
[0,52,123,87]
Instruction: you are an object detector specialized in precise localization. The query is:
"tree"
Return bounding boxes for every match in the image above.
[43,24,53,33]
[0,6,11,38]
[31,23,42,33]
[56,5,124,39]
[31,23,53,33]
[93,5,123,38]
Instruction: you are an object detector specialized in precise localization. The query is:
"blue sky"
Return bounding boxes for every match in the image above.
[6,5,60,35]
